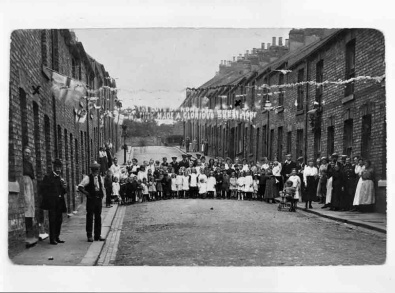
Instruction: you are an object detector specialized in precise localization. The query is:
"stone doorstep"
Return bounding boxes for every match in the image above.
[25,237,39,248]
[275,198,386,234]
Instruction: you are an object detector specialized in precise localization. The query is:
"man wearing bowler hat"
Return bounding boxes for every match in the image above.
[40,158,67,245]
[78,161,106,242]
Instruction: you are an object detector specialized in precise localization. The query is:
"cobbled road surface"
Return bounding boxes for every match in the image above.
[114,146,386,266]
[114,198,386,266]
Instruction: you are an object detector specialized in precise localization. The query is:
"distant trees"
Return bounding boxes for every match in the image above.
[123,119,174,137]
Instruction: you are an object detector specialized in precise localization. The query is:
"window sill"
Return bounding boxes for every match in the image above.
[296,109,304,115]
[342,94,354,104]
[41,65,51,80]
[276,106,284,113]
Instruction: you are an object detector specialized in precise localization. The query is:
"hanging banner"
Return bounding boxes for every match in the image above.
[127,107,257,122]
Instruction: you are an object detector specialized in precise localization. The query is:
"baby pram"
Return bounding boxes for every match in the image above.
[277,191,294,212]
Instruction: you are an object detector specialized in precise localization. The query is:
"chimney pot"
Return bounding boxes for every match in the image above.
[285,39,289,47]
[261,43,265,50]
[272,37,276,46]
[279,37,283,46]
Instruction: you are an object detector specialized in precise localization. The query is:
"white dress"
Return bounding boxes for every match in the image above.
[171,178,178,191]
[288,175,301,200]
[325,177,333,204]
[198,174,208,194]
[353,165,366,206]
[182,176,190,190]
[110,164,121,179]
[244,175,254,192]
[207,176,217,192]
[237,177,245,191]
[176,175,184,191]
[189,173,198,187]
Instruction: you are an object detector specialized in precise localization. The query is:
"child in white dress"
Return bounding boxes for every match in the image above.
[182,170,190,199]
[207,171,217,199]
[171,173,178,199]
[112,177,121,203]
[237,171,245,201]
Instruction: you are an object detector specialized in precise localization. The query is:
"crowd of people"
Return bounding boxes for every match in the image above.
[101,150,377,213]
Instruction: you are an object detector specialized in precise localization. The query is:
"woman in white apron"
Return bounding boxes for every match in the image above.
[352,160,365,209]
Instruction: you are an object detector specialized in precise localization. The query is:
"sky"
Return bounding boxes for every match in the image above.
[74,28,291,110]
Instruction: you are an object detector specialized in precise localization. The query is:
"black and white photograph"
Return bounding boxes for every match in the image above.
[1,0,394,292]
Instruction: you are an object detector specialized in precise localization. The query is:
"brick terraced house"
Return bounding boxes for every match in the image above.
[8,29,122,254]
[181,29,386,212]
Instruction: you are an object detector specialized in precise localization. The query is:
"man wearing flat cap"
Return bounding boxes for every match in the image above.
[170,156,179,174]
[40,158,67,245]
[78,161,106,242]
[281,154,297,180]
[179,154,189,169]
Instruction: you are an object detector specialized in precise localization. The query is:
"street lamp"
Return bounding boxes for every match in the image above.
[121,124,128,165]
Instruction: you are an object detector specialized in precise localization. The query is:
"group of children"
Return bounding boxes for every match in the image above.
[105,167,288,205]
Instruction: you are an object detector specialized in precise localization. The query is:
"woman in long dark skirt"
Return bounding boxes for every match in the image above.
[258,170,267,201]
[264,169,278,203]
[330,165,344,211]
[302,159,318,209]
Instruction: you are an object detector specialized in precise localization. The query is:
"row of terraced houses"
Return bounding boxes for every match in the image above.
[8,29,122,254]
[181,28,386,212]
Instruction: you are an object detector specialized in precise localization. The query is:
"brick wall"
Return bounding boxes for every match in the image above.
[8,29,121,252]
[184,28,386,186]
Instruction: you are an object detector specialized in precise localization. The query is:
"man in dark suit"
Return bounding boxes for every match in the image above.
[281,154,297,180]
[40,158,67,245]
[170,156,179,174]
[179,154,189,169]
[78,161,106,242]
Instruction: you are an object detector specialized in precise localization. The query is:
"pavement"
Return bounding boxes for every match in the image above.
[283,200,387,233]
[10,194,119,266]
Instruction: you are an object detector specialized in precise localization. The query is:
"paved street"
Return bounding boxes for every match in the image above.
[111,146,386,266]
[114,199,386,266]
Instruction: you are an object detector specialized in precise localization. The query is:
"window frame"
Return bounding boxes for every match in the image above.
[297,68,305,111]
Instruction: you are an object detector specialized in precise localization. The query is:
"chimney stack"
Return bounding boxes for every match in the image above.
[252,48,256,54]
[261,43,265,50]
[233,56,236,62]
[267,42,271,48]
[272,37,276,46]
[245,50,249,57]
[285,39,289,47]
[279,37,283,46]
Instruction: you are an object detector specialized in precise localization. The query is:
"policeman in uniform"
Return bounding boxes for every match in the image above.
[78,161,106,242]
[40,158,67,245]
[170,156,179,174]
